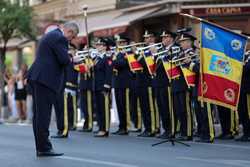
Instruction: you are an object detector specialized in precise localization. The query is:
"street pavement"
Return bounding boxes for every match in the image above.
[0,123,250,167]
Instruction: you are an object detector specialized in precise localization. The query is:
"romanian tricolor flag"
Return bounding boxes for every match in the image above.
[126,51,143,72]
[162,56,181,79]
[181,67,196,88]
[143,50,156,76]
[198,21,247,110]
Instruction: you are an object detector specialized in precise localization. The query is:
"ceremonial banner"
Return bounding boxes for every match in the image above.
[198,21,247,110]
[143,50,156,76]
[126,51,143,72]
[162,56,181,79]
[181,67,196,88]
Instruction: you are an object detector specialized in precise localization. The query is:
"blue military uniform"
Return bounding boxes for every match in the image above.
[112,50,133,134]
[136,48,156,136]
[28,28,70,152]
[188,60,215,143]
[172,33,194,140]
[64,61,79,131]
[236,52,250,141]
[93,39,113,137]
[129,72,142,131]
[79,70,94,132]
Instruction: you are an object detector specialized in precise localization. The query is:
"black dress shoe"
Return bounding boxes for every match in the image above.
[235,135,250,142]
[94,131,109,137]
[138,131,155,137]
[112,129,128,135]
[155,129,161,135]
[195,138,214,143]
[51,134,68,139]
[216,134,234,140]
[129,128,142,133]
[69,127,76,131]
[78,128,92,132]
[156,132,170,139]
[37,150,64,157]
[176,136,193,141]
[222,134,234,140]
[215,133,234,140]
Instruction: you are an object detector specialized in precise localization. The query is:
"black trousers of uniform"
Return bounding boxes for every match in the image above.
[54,90,65,135]
[137,86,155,133]
[152,88,160,132]
[80,89,94,130]
[65,92,77,129]
[95,91,110,132]
[155,86,171,134]
[30,81,54,152]
[238,91,250,137]
[115,88,131,131]
[192,95,203,136]
[173,91,193,137]
[217,106,235,135]
[198,102,215,140]
[129,86,142,130]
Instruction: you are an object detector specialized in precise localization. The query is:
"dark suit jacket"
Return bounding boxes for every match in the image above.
[28,29,70,93]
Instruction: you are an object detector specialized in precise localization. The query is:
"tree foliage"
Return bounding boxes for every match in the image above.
[0,1,36,107]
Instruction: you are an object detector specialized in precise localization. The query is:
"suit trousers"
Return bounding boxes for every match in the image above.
[30,81,54,152]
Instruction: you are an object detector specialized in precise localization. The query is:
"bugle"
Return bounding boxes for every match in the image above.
[170,54,199,66]
[117,42,146,50]
[137,42,163,52]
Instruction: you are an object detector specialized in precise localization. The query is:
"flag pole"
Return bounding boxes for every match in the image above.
[83,5,89,49]
[180,13,249,39]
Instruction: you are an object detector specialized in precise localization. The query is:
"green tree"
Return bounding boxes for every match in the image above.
[0,1,36,109]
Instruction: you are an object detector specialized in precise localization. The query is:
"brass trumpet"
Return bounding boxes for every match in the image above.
[137,42,163,52]
[117,42,146,50]
[170,54,199,66]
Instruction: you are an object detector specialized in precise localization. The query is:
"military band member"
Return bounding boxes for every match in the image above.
[93,38,113,137]
[64,44,79,131]
[172,33,194,141]
[52,87,67,138]
[154,30,177,139]
[129,42,142,132]
[145,31,161,135]
[184,48,215,143]
[112,34,132,135]
[235,51,250,141]
[135,30,157,137]
[79,48,96,132]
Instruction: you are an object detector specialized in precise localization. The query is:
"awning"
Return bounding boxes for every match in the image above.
[93,7,160,37]
[140,4,181,19]
[75,10,122,36]
[75,7,160,37]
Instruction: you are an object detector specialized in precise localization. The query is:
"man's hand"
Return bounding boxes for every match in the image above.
[72,54,85,63]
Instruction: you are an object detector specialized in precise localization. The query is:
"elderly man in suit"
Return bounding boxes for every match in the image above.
[28,22,80,157]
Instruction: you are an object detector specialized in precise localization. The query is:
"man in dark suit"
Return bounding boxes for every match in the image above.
[27,22,80,157]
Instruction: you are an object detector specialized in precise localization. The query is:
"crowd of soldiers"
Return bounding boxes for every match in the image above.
[54,28,250,144]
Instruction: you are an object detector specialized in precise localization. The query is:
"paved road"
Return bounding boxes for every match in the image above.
[0,124,250,167]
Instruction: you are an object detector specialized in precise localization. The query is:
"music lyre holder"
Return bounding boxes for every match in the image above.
[152,35,191,147]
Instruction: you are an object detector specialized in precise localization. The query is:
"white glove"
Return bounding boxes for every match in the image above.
[90,49,98,59]
[72,54,85,63]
